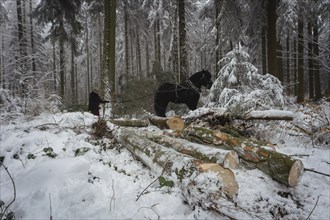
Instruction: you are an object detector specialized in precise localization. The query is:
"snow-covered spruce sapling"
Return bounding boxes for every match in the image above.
[206,49,286,116]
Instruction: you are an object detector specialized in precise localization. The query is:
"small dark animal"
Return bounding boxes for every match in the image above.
[154,70,213,117]
[88,90,109,116]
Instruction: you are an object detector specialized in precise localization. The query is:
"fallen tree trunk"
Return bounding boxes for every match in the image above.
[180,126,304,187]
[110,119,149,127]
[116,128,239,207]
[184,109,293,126]
[130,129,239,169]
[110,116,184,130]
[243,110,294,120]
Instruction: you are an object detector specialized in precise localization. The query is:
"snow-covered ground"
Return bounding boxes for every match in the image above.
[0,107,329,219]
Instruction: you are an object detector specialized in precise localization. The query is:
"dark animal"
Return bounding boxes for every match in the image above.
[88,90,109,116]
[154,70,213,117]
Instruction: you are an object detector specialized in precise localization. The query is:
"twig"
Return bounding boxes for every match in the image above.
[137,203,160,220]
[0,162,16,220]
[306,195,320,220]
[289,154,310,157]
[49,193,53,220]
[136,176,160,202]
[304,168,330,177]
[136,161,169,202]
[109,179,115,212]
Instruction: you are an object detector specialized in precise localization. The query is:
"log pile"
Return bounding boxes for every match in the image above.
[109,110,303,214]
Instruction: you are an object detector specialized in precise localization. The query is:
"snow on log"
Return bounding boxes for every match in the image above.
[132,129,239,169]
[243,110,294,120]
[116,128,239,204]
[180,126,304,187]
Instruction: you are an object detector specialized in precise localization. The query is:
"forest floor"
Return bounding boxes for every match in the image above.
[0,100,329,219]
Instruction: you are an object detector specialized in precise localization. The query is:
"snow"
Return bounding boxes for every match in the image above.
[1,108,330,219]
[245,109,294,118]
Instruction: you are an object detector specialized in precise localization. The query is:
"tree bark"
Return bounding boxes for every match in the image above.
[297,14,304,103]
[267,0,278,78]
[124,1,129,83]
[59,21,65,100]
[178,0,187,82]
[313,15,321,100]
[180,126,304,187]
[70,40,76,104]
[130,129,239,169]
[110,116,185,131]
[117,129,239,205]
[109,0,116,103]
[308,21,314,100]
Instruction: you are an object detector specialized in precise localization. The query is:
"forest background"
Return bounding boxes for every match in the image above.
[0,0,329,116]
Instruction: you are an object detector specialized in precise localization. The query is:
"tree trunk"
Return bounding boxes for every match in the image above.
[70,41,75,104]
[294,38,298,96]
[277,41,283,82]
[215,0,221,74]
[180,126,304,187]
[16,0,27,96]
[29,0,36,74]
[52,41,57,94]
[308,21,314,100]
[313,15,321,100]
[286,33,290,93]
[124,1,129,83]
[297,15,304,103]
[136,27,142,78]
[178,0,187,82]
[0,25,3,88]
[170,3,178,77]
[103,0,116,105]
[261,1,267,75]
[109,0,116,103]
[59,21,65,100]
[117,129,239,205]
[85,10,91,97]
[267,0,278,78]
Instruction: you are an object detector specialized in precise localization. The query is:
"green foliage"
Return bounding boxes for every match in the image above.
[0,199,15,220]
[0,199,5,208]
[75,147,91,157]
[158,176,174,188]
[42,147,57,158]
[27,153,36,159]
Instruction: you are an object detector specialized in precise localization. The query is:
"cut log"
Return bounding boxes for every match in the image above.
[243,110,294,120]
[110,119,149,127]
[131,129,239,169]
[148,116,185,131]
[180,126,304,187]
[116,128,239,205]
[110,116,185,131]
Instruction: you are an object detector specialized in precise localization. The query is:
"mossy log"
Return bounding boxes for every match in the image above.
[110,119,149,127]
[117,128,239,205]
[180,126,304,187]
[132,129,239,169]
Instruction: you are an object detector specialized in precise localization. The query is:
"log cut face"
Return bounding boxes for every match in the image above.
[180,126,304,187]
